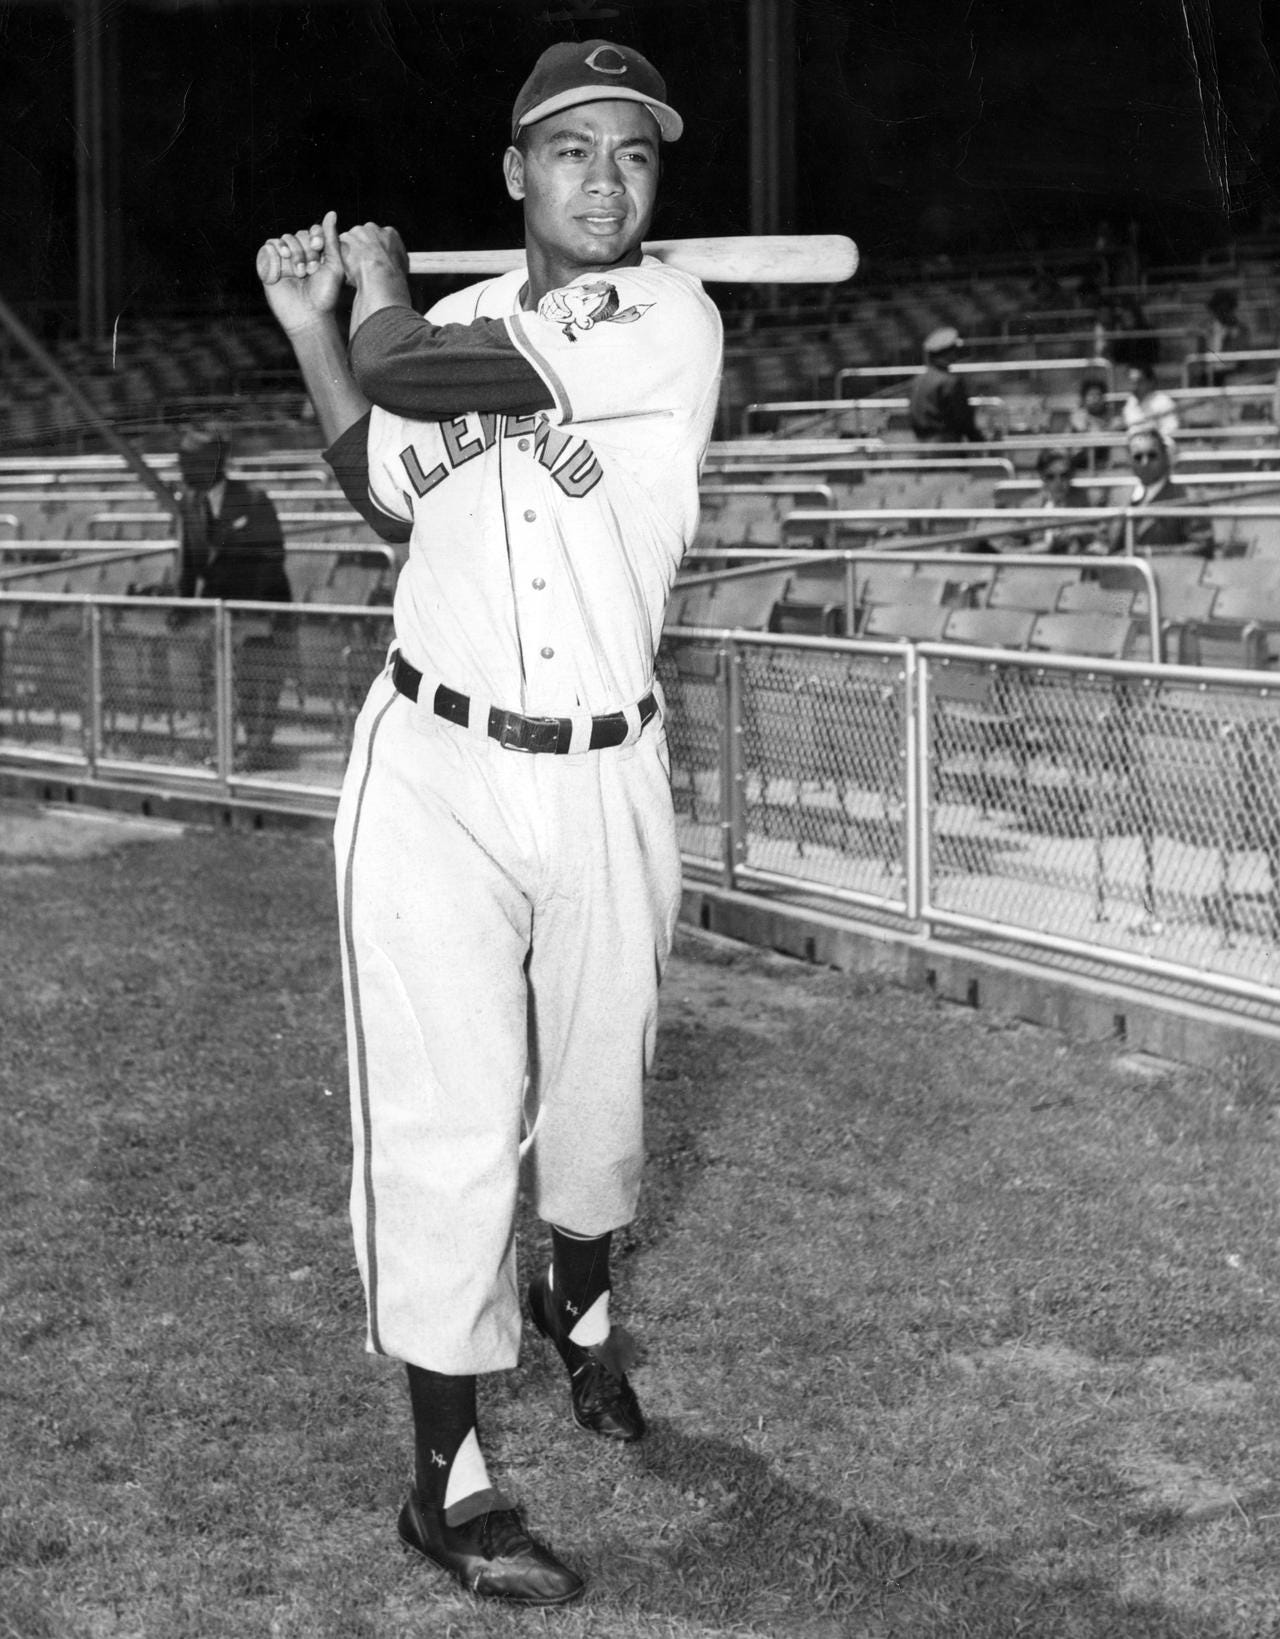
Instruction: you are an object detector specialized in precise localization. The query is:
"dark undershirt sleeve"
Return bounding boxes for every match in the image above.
[322,412,412,545]
[349,305,555,420]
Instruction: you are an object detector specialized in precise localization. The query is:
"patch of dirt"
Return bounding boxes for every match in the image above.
[662,927,834,1038]
[0,802,184,861]
[1138,1354,1257,1411]
[953,1341,1099,1382]
[947,1341,1264,1525]
[1115,1448,1248,1523]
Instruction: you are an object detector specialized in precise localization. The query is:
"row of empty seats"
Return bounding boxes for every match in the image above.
[671,553,1280,670]
[0,316,302,450]
[0,545,393,608]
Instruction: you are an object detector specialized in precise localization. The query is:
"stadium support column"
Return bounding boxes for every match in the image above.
[747,0,796,238]
[74,0,121,343]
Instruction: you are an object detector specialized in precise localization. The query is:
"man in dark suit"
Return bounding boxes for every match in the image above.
[174,423,293,765]
[907,326,984,443]
[1106,429,1214,558]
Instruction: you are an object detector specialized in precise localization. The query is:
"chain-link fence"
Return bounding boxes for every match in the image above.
[661,627,1278,1005]
[657,634,914,909]
[1,593,1275,1006]
[0,593,393,792]
[918,646,1279,999]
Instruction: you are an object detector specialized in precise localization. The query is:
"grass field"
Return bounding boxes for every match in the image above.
[4,802,1280,1638]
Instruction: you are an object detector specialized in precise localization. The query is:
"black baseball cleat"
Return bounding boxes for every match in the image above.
[397,1488,584,1605]
[527,1270,647,1443]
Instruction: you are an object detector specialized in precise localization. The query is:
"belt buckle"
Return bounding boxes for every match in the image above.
[495,711,563,754]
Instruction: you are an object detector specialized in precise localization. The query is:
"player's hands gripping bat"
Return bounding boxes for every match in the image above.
[255,210,348,332]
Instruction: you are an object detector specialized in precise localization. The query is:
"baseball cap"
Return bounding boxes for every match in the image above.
[923,326,963,356]
[511,39,682,143]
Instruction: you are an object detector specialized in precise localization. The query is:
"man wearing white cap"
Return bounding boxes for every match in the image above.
[255,38,721,1606]
[908,324,984,443]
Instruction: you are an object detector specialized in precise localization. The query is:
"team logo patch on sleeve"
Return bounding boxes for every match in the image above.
[539,281,653,341]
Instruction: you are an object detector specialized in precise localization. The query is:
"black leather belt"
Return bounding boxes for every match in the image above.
[391,652,656,754]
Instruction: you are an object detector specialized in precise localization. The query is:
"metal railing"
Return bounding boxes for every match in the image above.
[0,592,1274,1010]
[0,593,393,797]
[779,501,1280,560]
[739,387,1280,443]
[675,549,1163,662]
[660,627,1279,1007]
[1181,349,1280,386]
[742,396,1011,437]
[834,356,1114,394]
[705,429,1280,467]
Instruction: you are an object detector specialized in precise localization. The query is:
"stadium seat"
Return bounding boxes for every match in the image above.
[1200,558,1280,596]
[322,560,394,607]
[1190,584,1280,667]
[673,570,793,631]
[856,563,926,607]
[771,560,854,636]
[928,640,1030,817]
[1028,610,1142,660]
[860,602,951,642]
[770,598,843,637]
[1217,513,1280,558]
[1055,581,1139,617]
[941,607,1038,650]
[1168,608,1269,669]
[984,564,1085,612]
[283,551,340,605]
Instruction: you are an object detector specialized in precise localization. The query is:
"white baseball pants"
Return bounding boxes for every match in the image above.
[333,666,682,1374]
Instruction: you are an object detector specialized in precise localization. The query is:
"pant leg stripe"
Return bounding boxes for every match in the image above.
[340,691,398,1356]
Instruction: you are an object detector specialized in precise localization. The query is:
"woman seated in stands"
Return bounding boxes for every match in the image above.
[1019,447,1104,554]
[1119,364,1179,440]
[1067,376,1118,472]
[1105,429,1214,558]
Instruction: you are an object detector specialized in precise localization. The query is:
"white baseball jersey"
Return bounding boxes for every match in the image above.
[353,258,723,716]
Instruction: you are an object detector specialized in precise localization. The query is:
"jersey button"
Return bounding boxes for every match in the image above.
[518,439,530,452]
[540,646,555,659]
[532,577,546,590]
[523,509,537,522]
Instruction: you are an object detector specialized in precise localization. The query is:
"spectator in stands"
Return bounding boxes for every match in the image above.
[1119,364,1179,441]
[907,326,984,443]
[1021,447,1103,555]
[172,421,294,767]
[1201,289,1250,386]
[1106,429,1213,558]
[1105,294,1159,374]
[1068,375,1118,471]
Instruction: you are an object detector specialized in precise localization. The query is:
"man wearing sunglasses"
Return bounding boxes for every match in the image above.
[1023,447,1102,554]
[1106,430,1213,557]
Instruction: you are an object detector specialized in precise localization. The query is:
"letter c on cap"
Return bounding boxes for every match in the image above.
[584,46,627,75]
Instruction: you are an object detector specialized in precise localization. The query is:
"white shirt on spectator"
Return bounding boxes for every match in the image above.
[1121,389,1179,440]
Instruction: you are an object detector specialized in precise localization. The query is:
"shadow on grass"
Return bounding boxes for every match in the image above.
[581,1419,1229,1638]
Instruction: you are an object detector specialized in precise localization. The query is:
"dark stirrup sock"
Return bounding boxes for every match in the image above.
[549,1224,613,1333]
[405,1364,507,1525]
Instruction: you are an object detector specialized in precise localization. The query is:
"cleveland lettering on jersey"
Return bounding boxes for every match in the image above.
[397,411,603,503]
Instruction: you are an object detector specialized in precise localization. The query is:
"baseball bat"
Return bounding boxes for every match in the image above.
[406,234,858,284]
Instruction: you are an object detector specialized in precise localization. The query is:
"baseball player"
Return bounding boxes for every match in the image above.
[257,39,722,1606]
